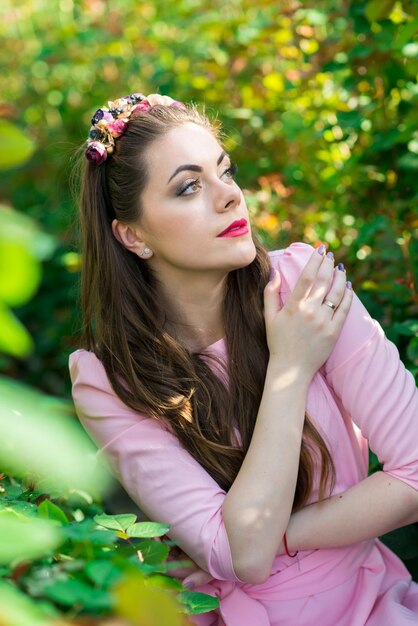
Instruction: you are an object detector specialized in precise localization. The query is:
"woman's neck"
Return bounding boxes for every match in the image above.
[157,271,227,351]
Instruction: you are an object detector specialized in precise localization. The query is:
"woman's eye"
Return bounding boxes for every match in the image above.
[222,162,238,180]
[177,178,201,196]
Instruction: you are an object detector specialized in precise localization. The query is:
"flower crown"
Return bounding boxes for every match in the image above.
[85,92,186,165]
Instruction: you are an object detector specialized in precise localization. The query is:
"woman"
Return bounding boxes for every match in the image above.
[69,92,418,625]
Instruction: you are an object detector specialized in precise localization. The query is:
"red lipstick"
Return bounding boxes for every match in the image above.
[217,218,249,238]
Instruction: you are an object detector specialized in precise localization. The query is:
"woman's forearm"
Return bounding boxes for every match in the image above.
[285,471,418,553]
[222,358,311,584]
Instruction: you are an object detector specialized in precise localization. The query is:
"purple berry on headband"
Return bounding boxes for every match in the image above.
[124,93,145,104]
[91,109,104,125]
[109,107,123,116]
[85,141,107,165]
[89,129,102,140]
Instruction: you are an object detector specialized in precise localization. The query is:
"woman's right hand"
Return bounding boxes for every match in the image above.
[264,246,353,380]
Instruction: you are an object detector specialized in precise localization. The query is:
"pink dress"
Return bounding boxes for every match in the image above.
[69,243,418,626]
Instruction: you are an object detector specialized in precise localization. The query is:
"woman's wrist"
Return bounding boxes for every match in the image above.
[267,356,313,392]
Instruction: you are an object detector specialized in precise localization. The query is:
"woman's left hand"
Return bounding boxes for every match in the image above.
[165,545,213,589]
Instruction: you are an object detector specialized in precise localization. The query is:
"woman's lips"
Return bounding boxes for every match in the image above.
[217,218,249,238]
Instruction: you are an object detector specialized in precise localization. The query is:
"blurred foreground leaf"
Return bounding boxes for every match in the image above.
[0,120,35,170]
[0,303,33,357]
[0,376,113,495]
[0,205,56,357]
[0,581,64,626]
[114,573,185,626]
[45,579,112,611]
[0,510,62,564]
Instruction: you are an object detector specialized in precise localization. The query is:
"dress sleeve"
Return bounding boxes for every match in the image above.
[69,349,244,582]
[273,242,418,492]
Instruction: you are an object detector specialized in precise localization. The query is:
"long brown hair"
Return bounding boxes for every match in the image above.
[78,101,334,511]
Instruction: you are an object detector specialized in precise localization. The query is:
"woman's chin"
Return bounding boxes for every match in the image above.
[229,241,257,270]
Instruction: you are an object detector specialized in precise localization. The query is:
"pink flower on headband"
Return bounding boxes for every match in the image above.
[147,94,187,109]
[85,92,186,164]
[85,141,108,164]
[131,100,152,115]
[147,94,174,106]
[108,119,128,137]
[171,100,187,109]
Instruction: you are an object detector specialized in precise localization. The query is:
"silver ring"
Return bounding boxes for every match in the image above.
[323,300,336,311]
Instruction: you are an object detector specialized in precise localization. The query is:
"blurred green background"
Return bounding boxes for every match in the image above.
[0,0,417,621]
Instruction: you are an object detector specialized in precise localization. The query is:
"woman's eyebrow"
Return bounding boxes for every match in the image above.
[167,150,228,184]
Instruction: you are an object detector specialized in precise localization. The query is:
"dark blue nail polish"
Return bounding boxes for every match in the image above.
[346,280,352,289]
[338,263,345,271]
[184,581,195,589]
[317,244,326,256]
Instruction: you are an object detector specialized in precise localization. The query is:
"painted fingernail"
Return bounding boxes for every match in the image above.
[346,280,352,289]
[268,266,275,281]
[326,251,334,260]
[317,244,326,256]
[184,582,195,589]
[337,263,345,271]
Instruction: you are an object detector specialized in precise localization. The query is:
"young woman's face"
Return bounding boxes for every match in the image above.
[136,123,256,281]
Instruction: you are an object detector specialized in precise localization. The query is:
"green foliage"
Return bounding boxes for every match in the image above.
[0,0,417,621]
[0,475,216,625]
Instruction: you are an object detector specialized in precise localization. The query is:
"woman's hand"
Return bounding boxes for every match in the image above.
[164,545,213,589]
[264,246,353,379]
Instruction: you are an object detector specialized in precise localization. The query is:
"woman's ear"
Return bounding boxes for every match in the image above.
[111,219,153,258]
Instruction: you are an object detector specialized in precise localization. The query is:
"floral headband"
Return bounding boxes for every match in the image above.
[85,92,186,165]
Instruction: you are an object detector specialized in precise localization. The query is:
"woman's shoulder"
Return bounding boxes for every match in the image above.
[69,348,112,393]
[268,242,315,293]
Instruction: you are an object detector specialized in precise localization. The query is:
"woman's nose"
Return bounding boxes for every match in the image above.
[214,180,241,213]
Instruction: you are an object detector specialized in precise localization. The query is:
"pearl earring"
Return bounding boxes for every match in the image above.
[139,247,152,257]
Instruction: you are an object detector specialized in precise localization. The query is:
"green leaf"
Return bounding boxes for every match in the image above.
[85,559,122,588]
[94,513,137,532]
[0,510,62,564]
[126,521,171,538]
[178,590,220,615]
[62,519,116,546]
[406,336,418,362]
[0,205,55,262]
[0,376,113,494]
[0,120,35,170]
[397,153,418,170]
[145,574,184,590]
[393,320,418,337]
[0,581,57,626]
[1,485,23,500]
[393,18,418,49]
[0,500,38,517]
[37,500,69,525]
[114,573,184,626]
[0,242,41,307]
[365,0,396,22]
[0,304,34,358]
[45,578,113,610]
[136,539,170,564]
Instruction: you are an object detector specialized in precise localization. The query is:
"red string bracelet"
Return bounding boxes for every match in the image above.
[283,531,298,558]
